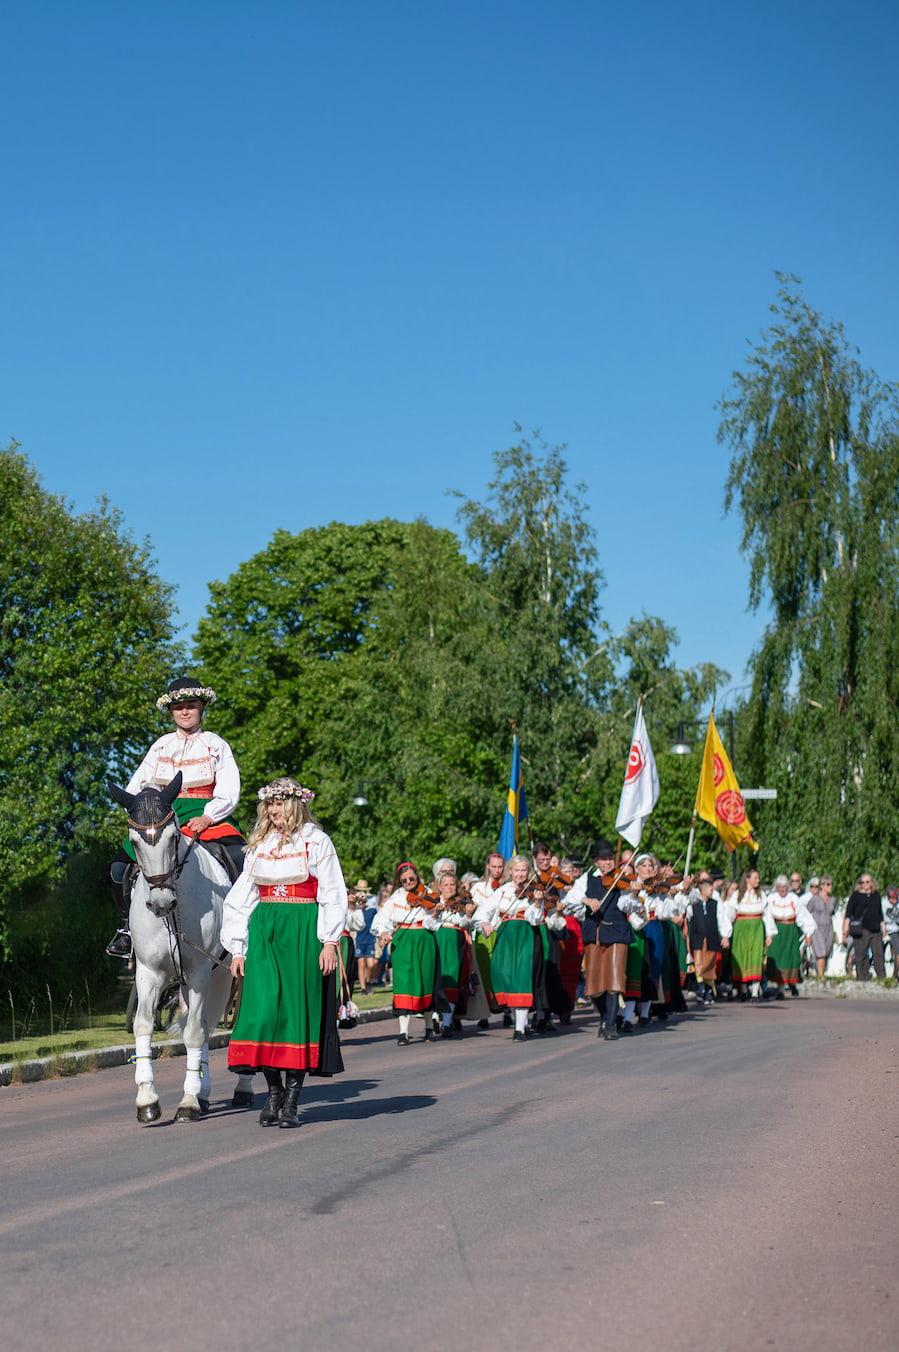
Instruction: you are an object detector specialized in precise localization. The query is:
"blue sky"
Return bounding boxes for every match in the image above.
[3,0,897,690]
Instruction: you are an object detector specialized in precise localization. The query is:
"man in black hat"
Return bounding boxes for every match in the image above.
[566,839,633,1039]
[106,677,244,957]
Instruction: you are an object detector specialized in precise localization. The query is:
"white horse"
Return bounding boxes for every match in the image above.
[108,772,254,1123]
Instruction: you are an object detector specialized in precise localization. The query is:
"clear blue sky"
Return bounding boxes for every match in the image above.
[3,0,898,688]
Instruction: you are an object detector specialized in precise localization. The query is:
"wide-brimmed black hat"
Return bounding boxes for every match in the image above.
[156,676,217,711]
[589,839,616,860]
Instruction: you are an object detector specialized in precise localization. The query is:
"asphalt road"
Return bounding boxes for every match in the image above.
[3,999,897,1352]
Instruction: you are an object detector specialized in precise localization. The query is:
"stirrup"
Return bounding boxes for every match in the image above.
[106,928,132,959]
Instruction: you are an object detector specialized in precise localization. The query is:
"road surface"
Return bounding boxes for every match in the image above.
[3,998,896,1351]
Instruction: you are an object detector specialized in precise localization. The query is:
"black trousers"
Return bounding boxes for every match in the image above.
[853,930,885,980]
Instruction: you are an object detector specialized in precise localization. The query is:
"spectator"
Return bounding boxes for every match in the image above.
[803,877,834,982]
[882,887,899,978]
[352,879,378,994]
[843,873,886,980]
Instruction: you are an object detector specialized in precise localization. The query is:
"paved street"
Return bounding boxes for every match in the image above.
[3,999,896,1352]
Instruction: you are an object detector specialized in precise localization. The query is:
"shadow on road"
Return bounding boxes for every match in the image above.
[301,1093,437,1125]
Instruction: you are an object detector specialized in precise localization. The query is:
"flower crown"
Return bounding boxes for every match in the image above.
[156,686,217,711]
[258,778,316,805]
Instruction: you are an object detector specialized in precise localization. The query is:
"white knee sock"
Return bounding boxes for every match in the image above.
[638,1001,652,1019]
[398,1014,411,1036]
[514,1009,528,1033]
[623,1000,636,1022]
[134,1033,154,1086]
[750,981,759,997]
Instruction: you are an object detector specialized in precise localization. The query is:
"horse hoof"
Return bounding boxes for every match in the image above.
[174,1105,202,1123]
[136,1102,161,1124]
[232,1090,254,1108]
[198,1098,210,1115]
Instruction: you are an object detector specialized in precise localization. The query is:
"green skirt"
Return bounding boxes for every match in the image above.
[435,926,470,1007]
[473,931,497,1009]
[227,902,343,1075]
[123,796,243,861]
[492,919,539,1009]
[731,916,764,984]
[767,920,802,984]
[625,930,646,999]
[391,926,439,1012]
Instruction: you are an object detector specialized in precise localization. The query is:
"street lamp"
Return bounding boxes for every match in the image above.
[351,785,369,808]
[670,723,692,756]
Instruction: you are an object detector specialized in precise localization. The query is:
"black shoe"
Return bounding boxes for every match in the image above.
[477,1018,490,1029]
[602,1026,620,1041]
[619,1021,634,1035]
[789,985,800,998]
[397,1034,411,1046]
[423,1028,435,1042]
[512,1030,526,1042]
[638,1015,650,1027]
[502,1012,513,1028]
[534,1018,548,1034]
[451,1017,462,1031]
[279,1072,303,1128]
[655,1008,668,1021]
[106,928,132,959]
[776,989,785,1000]
[259,1085,284,1126]
[559,1012,572,1025]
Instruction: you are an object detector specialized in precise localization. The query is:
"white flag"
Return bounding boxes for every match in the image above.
[615,701,659,848]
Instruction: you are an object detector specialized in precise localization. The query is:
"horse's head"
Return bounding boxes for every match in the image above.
[108,773,183,917]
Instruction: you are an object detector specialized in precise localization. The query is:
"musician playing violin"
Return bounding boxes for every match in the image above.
[372,861,441,1045]
[566,839,639,1041]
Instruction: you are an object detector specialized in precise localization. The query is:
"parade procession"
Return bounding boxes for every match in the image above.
[96,675,871,1130]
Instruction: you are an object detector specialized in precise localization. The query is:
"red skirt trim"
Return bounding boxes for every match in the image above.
[393,994,434,1012]
[494,991,533,1008]
[182,822,243,842]
[227,1039,320,1071]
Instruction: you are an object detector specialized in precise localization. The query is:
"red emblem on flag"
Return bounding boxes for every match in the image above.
[715,790,746,825]
[713,753,725,787]
[625,742,645,783]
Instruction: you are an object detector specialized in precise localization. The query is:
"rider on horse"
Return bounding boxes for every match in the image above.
[106,676,245,958]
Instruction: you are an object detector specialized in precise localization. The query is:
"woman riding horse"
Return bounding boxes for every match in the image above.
[107,676,244,957]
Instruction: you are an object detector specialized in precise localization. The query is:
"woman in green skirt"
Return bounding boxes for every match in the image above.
[719,868,776,1002]
[223,778,347,1127]
[489,856,547,1042]
[372,862,442,1046]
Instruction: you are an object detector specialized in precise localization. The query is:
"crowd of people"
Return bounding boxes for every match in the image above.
[111,676,896,1128]
[337,846,898,1048]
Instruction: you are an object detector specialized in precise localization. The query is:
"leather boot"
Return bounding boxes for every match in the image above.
[279,1071,304,1128]
[259,1069,284,1126]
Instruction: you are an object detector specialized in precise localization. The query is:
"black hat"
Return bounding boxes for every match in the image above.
[589,839,615,860]
[156,676,217,711]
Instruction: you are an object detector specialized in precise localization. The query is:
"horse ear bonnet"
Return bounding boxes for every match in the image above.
[108,779,137,811]
[159,773,183,807]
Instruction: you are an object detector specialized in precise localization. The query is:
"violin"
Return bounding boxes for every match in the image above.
[536,866,574,904]
[600,866,637,890]
[406,882,441,911]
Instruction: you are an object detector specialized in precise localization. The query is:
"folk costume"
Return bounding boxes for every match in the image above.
[435,901,476,1033]
[765,890,815,993]
[222,792,346,1111]
[567,863,637,1040]
[687,889,726,1003]
[107,677,243,957]
[373,876,441,1044]
[483,883,548,1040]
[470,876,505,1013]
[719,888,777,998]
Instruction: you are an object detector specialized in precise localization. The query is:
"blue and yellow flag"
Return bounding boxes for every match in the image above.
[497,734,529,859]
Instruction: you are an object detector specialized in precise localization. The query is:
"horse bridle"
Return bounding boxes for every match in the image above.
[127,810,196,889]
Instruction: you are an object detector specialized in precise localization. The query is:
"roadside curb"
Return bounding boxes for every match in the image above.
[0,1005,395,1088]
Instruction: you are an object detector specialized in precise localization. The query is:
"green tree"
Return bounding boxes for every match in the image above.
[719,279,899,888]
[0,442,180,949]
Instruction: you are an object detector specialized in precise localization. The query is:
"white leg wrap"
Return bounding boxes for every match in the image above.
[134,1034,154,1086]
[184,1045,202,1097]
[514,1009,528,1033]
[398,1014,411,1035]
[623,999,636,1022]
[638,1001,651,1018]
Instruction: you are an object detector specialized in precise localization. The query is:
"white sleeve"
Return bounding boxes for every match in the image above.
[562,874,588,920]
[793,894,817,938]
[524,903,544,926]
[473,901,499,931]
[220,853,259,957]
[205,737,241,823]
[762,897,778,939]
[346,907,366,933]
[545,910,567,933]
[423,909,442,932]
[718,900,734,940]
[313,834,349,945]
[125,741,162,795]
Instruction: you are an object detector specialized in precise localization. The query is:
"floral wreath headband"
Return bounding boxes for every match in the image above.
[258,778,316,805]
[156,686,217,711]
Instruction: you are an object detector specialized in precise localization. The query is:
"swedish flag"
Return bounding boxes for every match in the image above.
[497,734,529,859]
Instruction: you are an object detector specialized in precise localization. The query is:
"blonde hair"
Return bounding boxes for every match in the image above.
[246,795,317,850]
[504,854,531,882]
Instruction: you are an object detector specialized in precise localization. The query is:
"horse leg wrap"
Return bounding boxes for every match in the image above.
[184,1046,202,1097]
[134,1034,154,1086]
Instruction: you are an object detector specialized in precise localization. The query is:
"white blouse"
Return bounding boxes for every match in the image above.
[220,826,348,955]
[372,888,442,937]
[126,729,240,824]
[473,881,544,929]
[766,890,817,937]
[719,889,777,940]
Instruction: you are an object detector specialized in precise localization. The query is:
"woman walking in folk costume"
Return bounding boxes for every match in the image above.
[433,872,475,1037]
[487,855,548,1042]
[765,875,816,997]
[719,868,776,1001]
[222,778,346,1128]
[373,862,441,1046]
[469,852,508,1026]
[106,676,244,958]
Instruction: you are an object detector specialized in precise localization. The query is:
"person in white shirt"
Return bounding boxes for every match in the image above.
[718,868,776,1001]
[107,676,243,958]
[765,874,816,997]
[372,862,441,1045]
[222,777,346,1127]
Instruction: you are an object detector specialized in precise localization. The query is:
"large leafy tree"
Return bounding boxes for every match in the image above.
[719,279,899,888]
[0,442,180,947]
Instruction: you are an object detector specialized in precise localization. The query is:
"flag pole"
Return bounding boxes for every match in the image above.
[684,814,697,878]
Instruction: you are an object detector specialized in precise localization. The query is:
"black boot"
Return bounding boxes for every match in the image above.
[259,1069,284,1126]
[602,993,620,1040]
[279,1071,304,1128]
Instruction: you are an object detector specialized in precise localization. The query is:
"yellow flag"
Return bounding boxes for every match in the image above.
[694,714,758,852]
